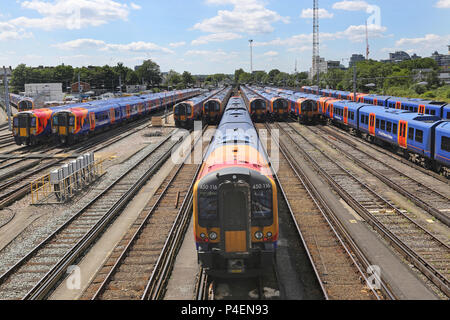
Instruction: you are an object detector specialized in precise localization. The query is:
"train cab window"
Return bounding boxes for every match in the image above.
[69,117,75,126]
[31,118,36,128]
[381,120,386,131]
[408,128,415,140]
[442,136,450,152]
[13,117,18,127]
[198,190,218,223]
[376,119,380,129]
[252,189,273,220]
[415,130,423,143]
[393,123,398,135]
[387,122,392,133]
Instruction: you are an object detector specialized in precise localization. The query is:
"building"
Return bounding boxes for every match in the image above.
[431,50,450,68]
[24,83,64,107]
[349,54,365,67]
[126,85,147,93]
[71,81,91,93]
[310,57,346,79]
[389,51,411,63]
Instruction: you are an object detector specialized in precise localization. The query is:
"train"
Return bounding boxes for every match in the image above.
[301,86,450,120]
[9,93,35,112]
[264,87,320,123]
[247,86,290,121]
[193,96,278,276]
[173,88,223,129]
[240,85,268,122]
[13,89,201,146]
[202,87,233,125]
[282,87,450,177]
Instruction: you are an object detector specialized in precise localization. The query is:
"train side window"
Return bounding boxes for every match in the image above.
[387,122,392,133]
[425,110,430,115]
[393,123,398,135]
[408,128,415,140]
[415,130,423,143]
[376,119,380,129]
[447,112,450,120]
[361,115,365,123]
[381,120,386,131]
[13,118,18,126]
[442,136,450,152]
[430,110,436,116]
[414,107,418,112]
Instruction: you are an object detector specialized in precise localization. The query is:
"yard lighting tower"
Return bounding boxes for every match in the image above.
[249,40,254,74]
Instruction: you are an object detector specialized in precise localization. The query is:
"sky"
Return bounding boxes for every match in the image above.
[0,0,449,75]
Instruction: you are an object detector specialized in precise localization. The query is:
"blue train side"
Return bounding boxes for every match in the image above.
[301,86,449,120]
[291,88,450,176]
[51,89,200,144]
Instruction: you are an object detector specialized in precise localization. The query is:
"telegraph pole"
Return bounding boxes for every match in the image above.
[2,66,11,131]
[119,74,123,95]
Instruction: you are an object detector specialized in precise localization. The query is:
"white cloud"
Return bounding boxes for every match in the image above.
[9,0,133,30]
[0,22,33,40]
[193,0,290,35]
[130,2,142,10]
[255,23,386,47]
[54,38,174,54]
[332,0,370,11]
[300,8,334,19]
[395,34,450,48]
[263,51,278,57]
[169,41,186,48]
[435,0,450,8]
[191,32,242,45]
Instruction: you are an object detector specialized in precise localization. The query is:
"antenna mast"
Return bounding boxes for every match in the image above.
[365,20,370,60]
[313,0,320,87]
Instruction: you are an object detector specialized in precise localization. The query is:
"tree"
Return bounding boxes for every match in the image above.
[165,70,182,87]
[182,71,194,86]
[234,68,245,83]
[136,59,162,85]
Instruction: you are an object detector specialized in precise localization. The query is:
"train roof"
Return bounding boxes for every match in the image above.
[436,121,450,132]
[360,106,443,125]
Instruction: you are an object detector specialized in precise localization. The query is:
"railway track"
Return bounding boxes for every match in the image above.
[0,116,166,209]
[0,129,182,300]
[195,267,277,300]
[262,123,388,300]
[307,125,450,227]
[276,122,450,298]
[81,126,214,300]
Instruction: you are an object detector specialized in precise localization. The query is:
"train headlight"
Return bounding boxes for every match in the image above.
[209,232,218,240]
[267,232,273,238]
[255,231,264,240]
[200,233,206,239]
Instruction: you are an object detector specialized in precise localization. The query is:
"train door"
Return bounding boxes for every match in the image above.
[396,102,401,110]
[329,104,334,119]
[89,112,95,131]
[369,113,376,136]
[398,120,408,149]
[374,98,378,106]
[418,105,425,114]
[219,181,251,254]
[344,107,349,125]
[110,108,115,124]
[126,105,131,119]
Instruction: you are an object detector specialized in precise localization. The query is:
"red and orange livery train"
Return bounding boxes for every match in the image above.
[193,96,278,276]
